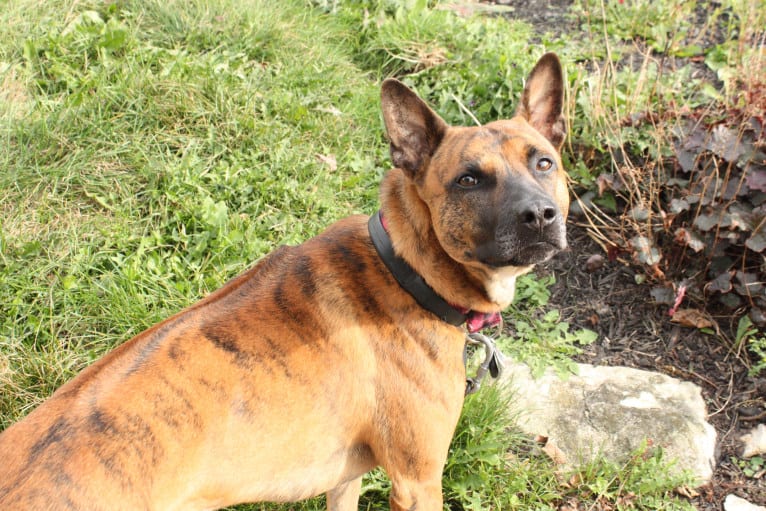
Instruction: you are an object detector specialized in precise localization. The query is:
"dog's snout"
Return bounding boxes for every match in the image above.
[519,201,558,231]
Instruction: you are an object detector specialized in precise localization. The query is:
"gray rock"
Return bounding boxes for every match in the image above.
[724,495,766,511]
[499,362,717,484]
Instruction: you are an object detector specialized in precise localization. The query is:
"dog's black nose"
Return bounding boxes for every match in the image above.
[520,201,558,231]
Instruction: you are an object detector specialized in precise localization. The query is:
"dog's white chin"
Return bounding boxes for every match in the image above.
[484,265,533,309]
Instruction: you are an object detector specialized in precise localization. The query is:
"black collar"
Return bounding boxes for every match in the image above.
[368,211,469,326]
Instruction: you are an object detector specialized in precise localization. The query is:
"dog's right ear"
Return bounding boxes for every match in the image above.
[381,79,448,178]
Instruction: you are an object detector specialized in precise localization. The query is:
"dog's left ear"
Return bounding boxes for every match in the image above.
[516,53,566,150]
[380,79,449,178]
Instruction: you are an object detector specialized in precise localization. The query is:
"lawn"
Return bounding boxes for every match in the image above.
[1,0,763,509]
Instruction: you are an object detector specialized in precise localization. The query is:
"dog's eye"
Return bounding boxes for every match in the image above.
[536,157,555,173]
[457,174,479,188]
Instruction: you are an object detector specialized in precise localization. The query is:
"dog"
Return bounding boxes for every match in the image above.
[0,52,569,511]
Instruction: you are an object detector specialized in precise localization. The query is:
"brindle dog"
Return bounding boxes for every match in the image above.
[0,53,569,511]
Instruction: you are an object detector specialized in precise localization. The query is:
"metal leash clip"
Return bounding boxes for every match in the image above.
[464,332,507,395]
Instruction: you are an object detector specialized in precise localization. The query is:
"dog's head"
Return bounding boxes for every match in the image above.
[380,53,569,307]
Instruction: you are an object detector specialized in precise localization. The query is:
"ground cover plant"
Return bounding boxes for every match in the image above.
[1,0,762,509]
[568,0,765,352]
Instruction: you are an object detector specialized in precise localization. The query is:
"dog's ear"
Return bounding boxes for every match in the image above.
[516,53,566,150]
[381,79,448,178]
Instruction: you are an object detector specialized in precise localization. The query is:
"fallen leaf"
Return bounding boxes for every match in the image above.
[315,105,343,116]
[675,485,699,499]
[315,153,337,171]
[606,244,626,262]
[563,473,582,489]
[558,497,581,511]
[670,308,714,329]
[616,491,637,507]
[541,437,568,465]
[597,173,618,195]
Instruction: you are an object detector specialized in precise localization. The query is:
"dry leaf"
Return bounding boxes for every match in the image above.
[541,437,568,465]
[670,308,714,329]
[562,473,582,489]
[315,153,337,171]
[315,105,342,116]
[675,485,699,499]
[558,497,581,511]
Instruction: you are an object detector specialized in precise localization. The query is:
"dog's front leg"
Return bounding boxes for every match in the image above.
[326,476,363,511]
[388,473,444,511]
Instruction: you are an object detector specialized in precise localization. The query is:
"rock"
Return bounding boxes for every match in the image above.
[584,254,604,272]
[499,362,717,484]
[740,423,766,458]
[724,495,766,511]
[437,1,515,17]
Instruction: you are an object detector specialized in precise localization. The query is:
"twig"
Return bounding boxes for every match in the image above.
[451,94,481,127]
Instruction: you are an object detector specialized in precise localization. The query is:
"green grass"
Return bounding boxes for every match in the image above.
[1,0,383,423]
[1,0,725,509]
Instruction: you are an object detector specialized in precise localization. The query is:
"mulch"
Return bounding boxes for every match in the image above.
[472,0,765,507]
[541,222,765,509]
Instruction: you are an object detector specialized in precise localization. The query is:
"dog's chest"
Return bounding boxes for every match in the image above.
[483,266,531,309]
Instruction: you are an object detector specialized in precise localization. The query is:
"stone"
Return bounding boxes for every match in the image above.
[724,495,766,511]
[740,423,766,458]
[499,362,717,484]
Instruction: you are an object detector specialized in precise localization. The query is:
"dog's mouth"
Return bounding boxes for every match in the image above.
[480,241,566,268]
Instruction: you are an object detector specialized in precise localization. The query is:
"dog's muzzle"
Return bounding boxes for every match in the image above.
[476,196,567,268]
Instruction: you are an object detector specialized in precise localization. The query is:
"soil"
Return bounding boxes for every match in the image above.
[477,0,766,508]
[543,222,765,509]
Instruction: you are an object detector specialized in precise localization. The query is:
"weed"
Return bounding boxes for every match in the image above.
[736,316,766,376]
[567,0,766,342]
[732,455,765,479]
[500,274,598,378]
[564,440,697,510]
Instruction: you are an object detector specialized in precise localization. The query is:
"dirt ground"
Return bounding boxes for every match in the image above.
[543,223,765,509]
[478,0,765,507]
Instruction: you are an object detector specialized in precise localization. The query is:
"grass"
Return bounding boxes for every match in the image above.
[0,0,738,509]
[1,0,383,423]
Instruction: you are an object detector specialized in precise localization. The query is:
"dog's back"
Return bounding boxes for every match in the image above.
[0,216,465,510]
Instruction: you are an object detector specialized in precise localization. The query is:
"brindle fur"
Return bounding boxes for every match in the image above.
[0,53,569,511]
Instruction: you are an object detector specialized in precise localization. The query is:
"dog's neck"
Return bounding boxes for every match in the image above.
[379,170,512,314]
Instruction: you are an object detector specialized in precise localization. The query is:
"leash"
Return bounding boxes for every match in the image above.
[367,211,507,395]
[464,332,506,395]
